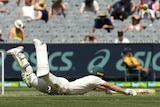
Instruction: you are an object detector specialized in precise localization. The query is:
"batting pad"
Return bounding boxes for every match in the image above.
[35,44,49,77]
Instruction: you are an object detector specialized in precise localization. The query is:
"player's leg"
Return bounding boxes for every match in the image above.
[33,39,49,77]
[42,72,69,94]
[33,39,69,94]
[7,46,50,94]
[20,66,55,94]
[7,46,33,87]
[31,75,56,95]
[33,39,59,93]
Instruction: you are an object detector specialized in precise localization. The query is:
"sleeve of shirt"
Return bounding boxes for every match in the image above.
[93,19,99,28]
[123,56,139,66]
[123,57,130,65]
[125,38,130,43]
[80,3,85,12]
[150,9,155,18]
[22,6,25,11]
[131,57,140,65]
[138,11,143,18]
[112,2,118,9]
[129,2,133,7]
[93,76,106,85]
[93,1,99,11]
[107,19,113,26]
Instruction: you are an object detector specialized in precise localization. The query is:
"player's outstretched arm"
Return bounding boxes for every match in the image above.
[99,82,137,96]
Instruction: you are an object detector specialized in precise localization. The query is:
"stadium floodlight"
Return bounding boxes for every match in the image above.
[0,51,4,95]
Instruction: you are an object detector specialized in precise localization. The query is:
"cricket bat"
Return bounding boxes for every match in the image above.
[134,89,156,96]
[106,89,156,96]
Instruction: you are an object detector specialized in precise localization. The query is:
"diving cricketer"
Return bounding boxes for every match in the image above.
[7,39,136,96]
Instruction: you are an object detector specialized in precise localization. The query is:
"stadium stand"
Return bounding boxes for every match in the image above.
[0,0,160,43]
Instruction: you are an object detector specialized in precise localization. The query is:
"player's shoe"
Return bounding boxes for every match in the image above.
[33,39,43,47]
[7,46,24,55]
[125,88,137,96]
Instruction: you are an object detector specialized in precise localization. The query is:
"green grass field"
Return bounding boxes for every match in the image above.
[0,88,160,107]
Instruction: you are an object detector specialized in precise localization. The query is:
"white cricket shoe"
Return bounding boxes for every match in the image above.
[33,39,43,47]
[125,88,137,96]
[7,46,24,55]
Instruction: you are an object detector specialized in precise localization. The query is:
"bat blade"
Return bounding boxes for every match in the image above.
[105,89,156,96]
[135,89,156,96]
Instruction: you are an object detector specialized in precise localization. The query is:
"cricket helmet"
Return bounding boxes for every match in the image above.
[89,66,104,77]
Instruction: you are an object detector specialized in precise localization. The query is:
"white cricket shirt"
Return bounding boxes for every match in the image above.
[67,75,106,95]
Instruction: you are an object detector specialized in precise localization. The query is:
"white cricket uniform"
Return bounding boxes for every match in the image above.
[42,73,106,95]
[67,75,106,95]
[12,41,106,95]
[42,72,70,94]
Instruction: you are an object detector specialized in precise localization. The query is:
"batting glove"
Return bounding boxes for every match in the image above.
[125,88,137,96]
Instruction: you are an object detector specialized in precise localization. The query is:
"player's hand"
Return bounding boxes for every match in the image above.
[125,88,137,96]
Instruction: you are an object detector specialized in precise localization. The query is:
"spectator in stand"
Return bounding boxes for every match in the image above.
[0,8,9,14]
[93,11,114,33]
[123,14,143,32]
[107,0,137,21]
[16,0,38,5]
[109,4,128,22]
[48,0,67,18]
[19,0,36,19]
[79,0,99,15]
[114,31,130,43]
[139,4,155,22]
[122,47,155,81]
[0,0,8,5]
[148,0,159,12]
[81,33,97,43]
[27,0,48,23]
[148,0,159,19]
[0,0,9,14]
[9,19,25,42]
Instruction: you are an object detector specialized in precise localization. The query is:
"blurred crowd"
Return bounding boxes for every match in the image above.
[0,0,160,43]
